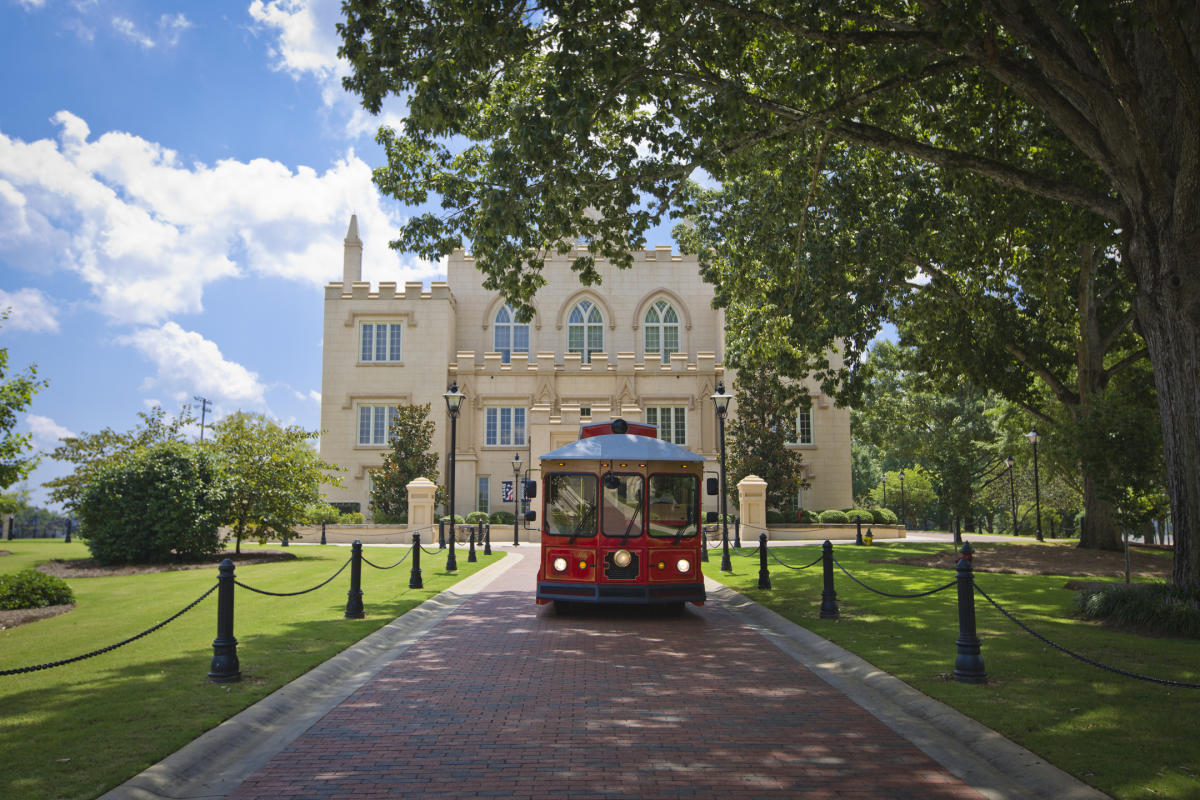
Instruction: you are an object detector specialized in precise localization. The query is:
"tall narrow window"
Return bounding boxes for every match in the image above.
[485,407,527,446]
[643,300,680,361]
[645,406,687,446]
[567,300,604,363]
[357,405,399,446]
[359,322,403,362]
[793,407,814,445]
[477,476,490,513]
[493,305,530,364]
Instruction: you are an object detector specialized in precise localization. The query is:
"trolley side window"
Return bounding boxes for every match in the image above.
[601,473,644,538]
[545,473,598,538]
[647,474,699,538]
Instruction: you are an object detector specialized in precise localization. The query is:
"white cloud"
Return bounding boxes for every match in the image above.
[110,12,192,49]
[112,16,155,48]
[0,111,438,325]
[120,322,267,407]
[18,0,47,10]
[0,288,59,332]
[158,13,192,47]
[295,389,321,404]
[26,414,75,450]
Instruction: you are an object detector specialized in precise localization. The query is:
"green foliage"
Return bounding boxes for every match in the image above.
[725,368,807,511]
[489,511,515,525]
[0,313,47,490]
[369,403,443,521]
[868,467,937,525]
[0,568,74,609]
[765,510,783,524]
[799,508,820,524]
[211,412,342,550]
[1076,582,1200,639]
[817,509,849,524]
[465,511,489,524]
[45,405,198,514]
[340,512,365,524]
[845,509,874,524]
[303,503,342,525]
[872,508,899,525]
[77,441,226,565]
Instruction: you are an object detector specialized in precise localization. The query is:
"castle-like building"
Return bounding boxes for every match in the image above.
[319,217,851,520]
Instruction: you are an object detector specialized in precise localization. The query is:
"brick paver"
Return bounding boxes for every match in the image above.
[228,552,984,799]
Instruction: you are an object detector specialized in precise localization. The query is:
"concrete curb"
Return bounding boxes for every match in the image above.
[100,552,523,800]
[705,577,1111,800]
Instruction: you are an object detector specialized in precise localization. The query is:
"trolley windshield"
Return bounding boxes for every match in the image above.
[545,474,597,538]
[647,474,699,538]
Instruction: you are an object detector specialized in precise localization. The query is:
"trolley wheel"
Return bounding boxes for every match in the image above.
[553,600,573,615]
[664,602,686,616]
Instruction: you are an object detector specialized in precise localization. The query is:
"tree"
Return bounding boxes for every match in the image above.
[210,412,343,553]
[369,403,442,522]
[338,2,1200,587]
[77,441,225,565]
[725,368,806,512]
[0,314,47,489]
[45,405,198,514]
[870,468,937,529]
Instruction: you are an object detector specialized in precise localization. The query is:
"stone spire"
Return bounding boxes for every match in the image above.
[343,214,363,288]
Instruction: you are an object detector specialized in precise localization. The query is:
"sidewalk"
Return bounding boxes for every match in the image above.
[103,547,1108,800]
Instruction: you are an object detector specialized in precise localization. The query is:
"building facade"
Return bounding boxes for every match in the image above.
[319,217,852,519]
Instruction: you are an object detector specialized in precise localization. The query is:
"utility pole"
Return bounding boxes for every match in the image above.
[194,396,212,442]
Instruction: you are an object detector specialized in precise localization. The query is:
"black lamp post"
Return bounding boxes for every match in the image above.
[1005,456,1017,536]
[444,381,464,570]
[1027,430,1043,541]
[511,452,522,547]
[899,470,906,530]
[711,381,733,572]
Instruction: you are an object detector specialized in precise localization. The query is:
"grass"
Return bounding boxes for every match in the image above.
[703,541,1200,800]
[0,539,504,800]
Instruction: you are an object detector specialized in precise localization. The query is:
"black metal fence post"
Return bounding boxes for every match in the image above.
[409,533,423,589]
[855,518,863,545]
[700,527,709,562]
[468,524,478,562]
[446,523,458,571]
[345,539,365,619]
[64,519,72,543]
[819,540,839,619]
[953,542,987,683]
[734,516,741,548]
[483,523,492,555]
[321,520,327,545]
[208,558,241,682]
[757,533,771,590]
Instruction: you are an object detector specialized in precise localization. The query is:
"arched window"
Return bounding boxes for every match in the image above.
[643,299,680,360]
[493,304,529,364]
[567,300,604,363]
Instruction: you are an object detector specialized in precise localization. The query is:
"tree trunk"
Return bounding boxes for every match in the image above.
[1080,474,1123,551]
[1129,227,1200,590]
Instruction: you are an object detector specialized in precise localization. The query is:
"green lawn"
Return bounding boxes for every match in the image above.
[704,540,1199,800]
[0,539,504,800]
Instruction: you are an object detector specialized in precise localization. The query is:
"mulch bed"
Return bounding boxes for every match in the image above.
[873,541,1172,581]
[0,551,298,630]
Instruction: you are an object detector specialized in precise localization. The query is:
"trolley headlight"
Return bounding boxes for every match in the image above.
[676,558,691,573]
[613,549,633,568]
[552,557,568,573]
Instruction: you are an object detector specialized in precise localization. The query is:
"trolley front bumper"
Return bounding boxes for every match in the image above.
[537,581,706,605]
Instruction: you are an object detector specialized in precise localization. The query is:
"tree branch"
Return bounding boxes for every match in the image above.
[1099,305,1138,356]
[1103,347,1149,380]
[1003,341,1079,404]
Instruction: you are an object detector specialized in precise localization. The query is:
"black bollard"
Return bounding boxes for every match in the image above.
[281,536,289,547]
[345,539,365,619]
[953,542,987,683]
[483,523,492,556]
[446,523,458,571]
[855,518,863,545]
[409,533,423,589]
[64,519,72,544]
[321,520,327,545]
[734,516,741,548]
[439,519,446,550]
[700,527,709,562]
[757,533,771,590]
[819,540,839,619]
[208,559,241,682]
[468,524,478,562]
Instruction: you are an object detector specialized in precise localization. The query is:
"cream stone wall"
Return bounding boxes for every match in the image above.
[319,218,853,519]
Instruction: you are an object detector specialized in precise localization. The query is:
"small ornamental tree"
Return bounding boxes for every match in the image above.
[77,441,226,565]
[0,313,47,490]
[725,368,807,512]
[370,403,443,522]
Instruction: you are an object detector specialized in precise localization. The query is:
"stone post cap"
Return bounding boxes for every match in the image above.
[406,477,438,491]
[737,474,767,489]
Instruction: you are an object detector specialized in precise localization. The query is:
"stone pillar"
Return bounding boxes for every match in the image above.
[406,477,438,530]
[737,474,768,539]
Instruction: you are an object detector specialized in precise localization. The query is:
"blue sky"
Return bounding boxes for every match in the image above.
[0,0,686,510]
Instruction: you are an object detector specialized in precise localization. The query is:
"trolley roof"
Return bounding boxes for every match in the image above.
[540,433,706,463]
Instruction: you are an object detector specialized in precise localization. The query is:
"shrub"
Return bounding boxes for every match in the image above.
[845,509,874,524]
[371,510,407,524]
[818,509,849,524]
[799,508,820,524]
[1076,582,1200,639]
[872,508,899,525]
[78,441,226,565]
[330,502,361,515]
[489,511,515,525]
[303,503,341,525]
[465,511,490,524]
[765,510,784,524]
[339,512,365,524]
[439,515,466,524]
[0,569,75,610]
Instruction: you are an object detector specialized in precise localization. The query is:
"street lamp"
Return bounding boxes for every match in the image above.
[1026,430,1043,541]
[443,381,465,569]
[711,381,733,572]
[511,452,522,547]
[1005,456,1017,536]
[899,470,906,530]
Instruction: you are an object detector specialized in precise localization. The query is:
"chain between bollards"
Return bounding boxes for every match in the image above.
[208,558,241,682]
[409,533,423,589]
[757,533,771,590]
[819,540,839,619]
[953,541,986,683]
[345,540,365,619]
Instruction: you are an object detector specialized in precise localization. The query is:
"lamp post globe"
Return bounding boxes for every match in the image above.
[1026,430,1043,542]
[511,452,522,547]
[443,381,465,570]
[711,381,733,572]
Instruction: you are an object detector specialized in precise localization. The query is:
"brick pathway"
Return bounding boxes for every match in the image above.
[228,552,984,799]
